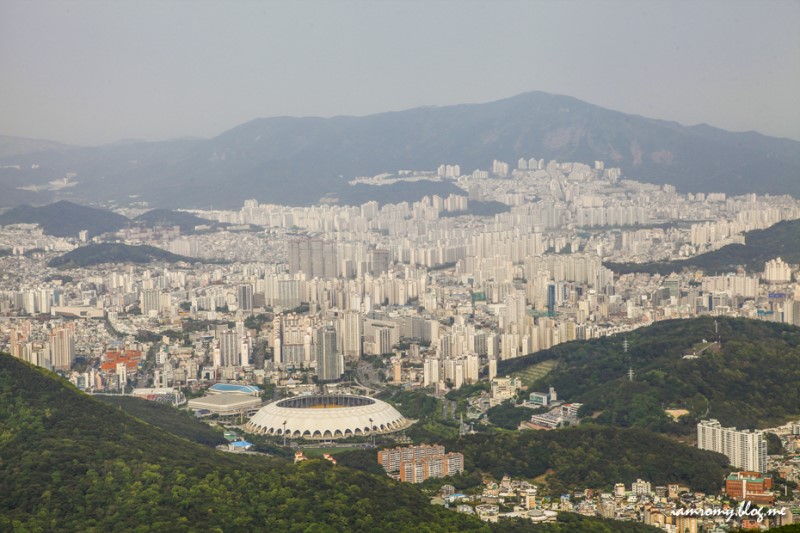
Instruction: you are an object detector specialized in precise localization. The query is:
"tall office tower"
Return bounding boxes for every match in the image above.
[237,284,254,313]
[316,326,344,382]
[49,324,75,372]
[547,284,556,314]
[697,419,767,473]
[218,330,240,367]
[342,310,363,360]
[288,237,339,279]
[140,289,161,315]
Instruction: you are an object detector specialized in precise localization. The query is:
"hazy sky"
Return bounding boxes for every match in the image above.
[2,0,799,145]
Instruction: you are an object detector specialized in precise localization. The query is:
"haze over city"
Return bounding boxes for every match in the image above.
[2,0,800,145]
[2,1,800,532]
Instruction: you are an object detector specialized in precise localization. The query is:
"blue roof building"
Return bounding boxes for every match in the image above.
[208,383,261,396]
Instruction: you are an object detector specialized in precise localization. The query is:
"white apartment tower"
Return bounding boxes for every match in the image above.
[49,324,75,372]
[697,419,767,473]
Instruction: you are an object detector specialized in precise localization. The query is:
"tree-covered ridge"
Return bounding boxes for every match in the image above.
[48,242,196,268]
[499,317,800,432]
[492,513,662,533]
[94,395,228,448]
[365,391,729,495]
[0,200,129,238]
[0,201,226,238]
[453,426,730,495]
[133,208,219,233]
[605,219,800,275]
[0,354,489,532]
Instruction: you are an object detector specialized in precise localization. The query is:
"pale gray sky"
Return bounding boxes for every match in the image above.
[2,0,799,145]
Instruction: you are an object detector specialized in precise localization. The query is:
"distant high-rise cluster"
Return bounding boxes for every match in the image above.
[9,321,74,371]
[2,154,799,402]
[763,258,793,283]
[492,159,510,177]
[288,236,339,279]
[437,164,461,178]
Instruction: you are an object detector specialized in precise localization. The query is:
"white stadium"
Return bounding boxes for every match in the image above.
[244,394,413,440]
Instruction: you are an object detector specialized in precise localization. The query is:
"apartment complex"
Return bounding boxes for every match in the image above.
[697,419,767,473]
[378,444,464,483]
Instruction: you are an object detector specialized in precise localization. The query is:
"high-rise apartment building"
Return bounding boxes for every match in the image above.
[697,419,767,473]
[237,284,254,313]
[49,324,75,372]
[316,325,343,382]
[288,237,338,279]
[140,289,161,315]
[274,313,312,367]
[341,310,362,360]
[218,330,240,367]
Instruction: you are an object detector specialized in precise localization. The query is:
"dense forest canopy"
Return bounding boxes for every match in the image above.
[0,354,489,532]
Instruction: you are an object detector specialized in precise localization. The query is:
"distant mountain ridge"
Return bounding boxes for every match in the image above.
[0,134,74,158]
[1,91,798,208]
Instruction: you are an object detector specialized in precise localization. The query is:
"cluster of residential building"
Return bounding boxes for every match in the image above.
[1,156,800,528]
[1,158,799,402]
[697,419,768,474]
[378,444,465,483]
[442,473,796,530]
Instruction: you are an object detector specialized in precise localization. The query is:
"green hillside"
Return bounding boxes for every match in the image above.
[499,317,800,433]
[0,354,486,532]
[0,200,129,238]
[94,395,228,448]
[492,514,661,532]
[606,219,800,275]
[48,243,195,268]
[133,208,219,233]
[452,426,730,495]
[363,388,730,496]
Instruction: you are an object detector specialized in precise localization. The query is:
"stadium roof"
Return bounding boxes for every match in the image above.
[208,383,261,396]
[245,394,413,440]
[187,394,262,415]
